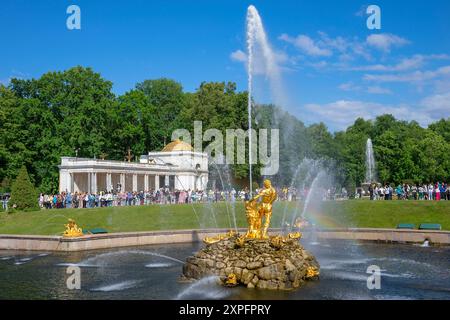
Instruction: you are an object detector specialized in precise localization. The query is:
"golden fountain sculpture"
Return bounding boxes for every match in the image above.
[203,179,303,244]
[224,273,237,287]
[191,179,320,289]
[245,179,277,240]
[306,266,320,279]
[63,219,84,237]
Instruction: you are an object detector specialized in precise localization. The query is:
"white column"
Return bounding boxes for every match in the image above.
[59,170,71,193]
[202,174,208,191]
[92,172,97,194]
[87,173,92,194]
[59,171,64,193]
[73,173,79,192]
[174,175,181,190]
[132,174,137,192]
[155,175,160,190]
[175,175,188,190]
[196,176,201,190]
[120,173,125,192]
[164,175,169,187]
[144,174,149,191]
[69,172,73,193]
[106,173,112,192]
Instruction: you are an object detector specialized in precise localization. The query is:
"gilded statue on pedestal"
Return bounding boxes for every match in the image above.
[245,179,277,240]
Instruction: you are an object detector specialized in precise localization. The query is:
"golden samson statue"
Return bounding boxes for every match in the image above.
[245,179,277,240]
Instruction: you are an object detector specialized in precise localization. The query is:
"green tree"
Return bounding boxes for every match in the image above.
[107,90,156,160]
[0,85,35,188]
[136,78,186,150]
[6,67,115,193]
[9,166,39,211]
[307,123,335,160]
[429,118,450,143]
[415,131,450,182]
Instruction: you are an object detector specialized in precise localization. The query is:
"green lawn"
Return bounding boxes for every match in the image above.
[318,200,450,230]
[0,200,449,235]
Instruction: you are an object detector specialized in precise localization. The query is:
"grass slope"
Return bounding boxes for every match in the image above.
[0,200,449,235]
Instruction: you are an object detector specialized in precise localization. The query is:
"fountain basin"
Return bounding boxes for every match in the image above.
[0,228,449,252]
[1,240,449,299]
[182,235,319,290]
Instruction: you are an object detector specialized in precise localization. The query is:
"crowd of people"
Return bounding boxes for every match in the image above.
[279,187,343,201]
[35,186,341,210]
[366,182,450,200]
[1,182,448,211]
[38,188,252,209]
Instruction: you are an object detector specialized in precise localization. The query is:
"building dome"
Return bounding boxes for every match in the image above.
[161,139,193,152]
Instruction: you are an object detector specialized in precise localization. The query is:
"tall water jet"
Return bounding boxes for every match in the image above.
[280,158,317,231]
[365,138,376,183]
[247,6,255,195]
[300,170,327,221]
[246,5,283,194]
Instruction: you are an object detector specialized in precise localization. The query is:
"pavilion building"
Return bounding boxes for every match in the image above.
[58,140,208,193]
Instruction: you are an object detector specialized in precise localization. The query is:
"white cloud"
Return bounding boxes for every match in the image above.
[349,41,372,61]
[351,55,424,72]
[317,32,349,53]
[338,83,392,95]
[366,33,410,53]
[426,54,450,60]
[367,86,392,94]
[308,61,329,69]
[349,54,449,72]
[278,32,417,69]
[304,100,425,130]
[338,82,361,91]
[355,5,368,17]
[387,55,424,71]
[279,33,332,57]
[302,96,449,130]
[420,92,450,113]
[434,79,450,93]
[279,31,375,62]
[364,65,450,82]
[230,50,247,62]
[317,32,372,61]
[229,48,293,75]
[303,90,450,130]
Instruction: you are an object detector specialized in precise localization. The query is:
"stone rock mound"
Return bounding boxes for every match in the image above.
[182,235,319,290]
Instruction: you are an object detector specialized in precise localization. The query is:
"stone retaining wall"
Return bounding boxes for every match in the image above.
[0,228,448,252]
[314,228,450,244]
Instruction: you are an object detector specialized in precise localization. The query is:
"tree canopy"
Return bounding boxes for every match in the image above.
[0,66,449,193]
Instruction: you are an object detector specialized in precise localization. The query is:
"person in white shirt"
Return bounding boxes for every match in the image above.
[384,185,390,200]
[428,184,433,200]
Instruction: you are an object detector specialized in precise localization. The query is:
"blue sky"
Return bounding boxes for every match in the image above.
[1,0,450,131]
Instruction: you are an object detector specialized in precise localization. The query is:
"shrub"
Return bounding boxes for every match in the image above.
[9,166,39,212]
